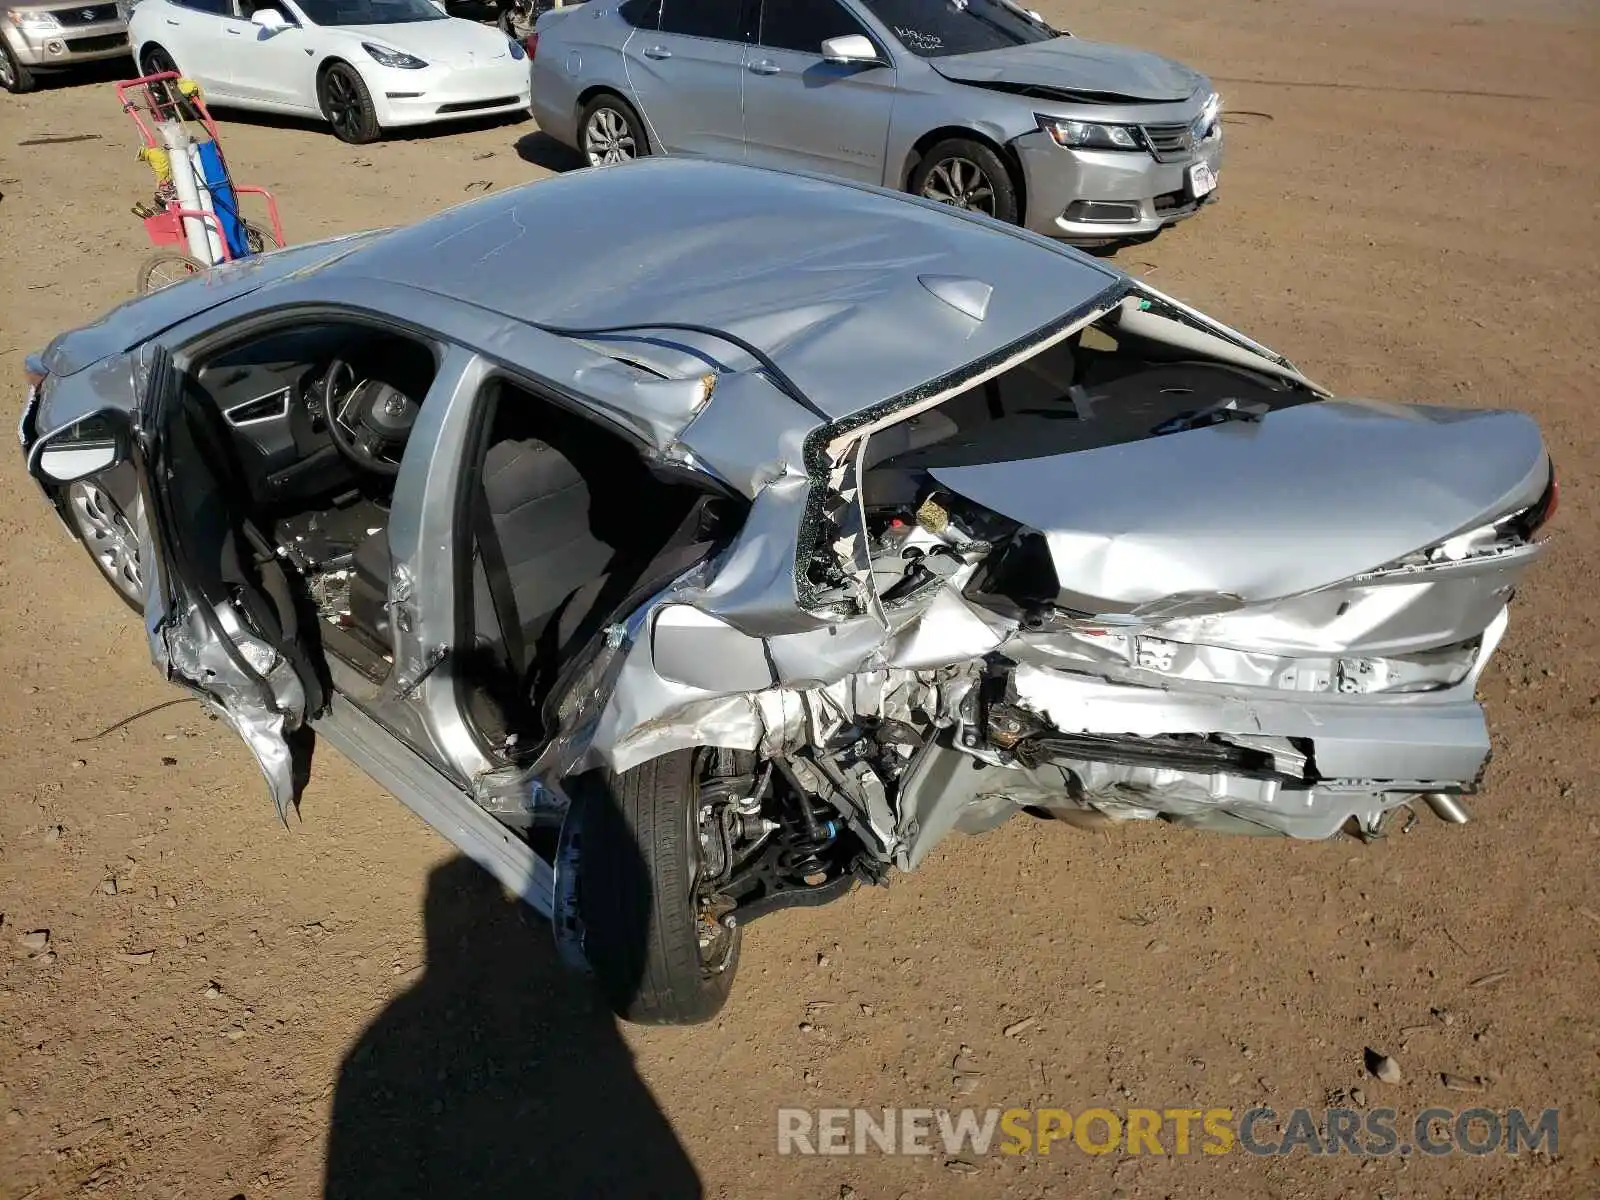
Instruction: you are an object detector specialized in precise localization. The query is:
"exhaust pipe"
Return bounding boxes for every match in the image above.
[1421,793,1470,825]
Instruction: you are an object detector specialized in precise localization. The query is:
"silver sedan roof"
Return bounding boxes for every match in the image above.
[43,160,1124,422]
[325,159,1123,419]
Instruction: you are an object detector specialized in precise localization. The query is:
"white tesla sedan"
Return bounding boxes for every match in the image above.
[127,0,530,143]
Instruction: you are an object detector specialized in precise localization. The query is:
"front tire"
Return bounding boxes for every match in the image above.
[570,749,740,1025]
[910,137,1020,225]
[319,62,382,145]
[0,37,38,93]
[141,44,177,77]
[577,93,648,167]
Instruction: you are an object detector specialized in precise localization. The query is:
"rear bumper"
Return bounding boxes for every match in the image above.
[1014,127,1224,243]
[988,606,1512,842]
[1011,664,1495,787]
[369,60,531,129]
[529,57,581,147]
[3,20,128,67]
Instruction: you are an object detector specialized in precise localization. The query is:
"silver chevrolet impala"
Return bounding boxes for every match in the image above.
[21,161,1553,1023]
[529,0,1222,244]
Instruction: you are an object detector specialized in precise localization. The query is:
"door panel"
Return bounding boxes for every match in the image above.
[622,0,749,157]
[217,3,319,109]
[136,342,322,819]
[742,0,895,182]
[159,0,234,96]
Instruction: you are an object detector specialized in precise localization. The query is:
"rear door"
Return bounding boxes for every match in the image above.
[135,343,324,819]
[154,0,238,96]
[621,0,750,157]
[741,0,896,183]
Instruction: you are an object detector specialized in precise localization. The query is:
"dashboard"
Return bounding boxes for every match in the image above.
[193,324,437,512]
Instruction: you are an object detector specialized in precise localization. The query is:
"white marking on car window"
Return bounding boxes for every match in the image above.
[895,27,942,51]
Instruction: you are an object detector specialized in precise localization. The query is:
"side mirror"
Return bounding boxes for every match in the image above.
[251,7,290,31]
[820,33,880,64]
[30,410,131,484]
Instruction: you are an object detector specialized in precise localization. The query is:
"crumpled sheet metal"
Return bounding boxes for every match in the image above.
[1005,614,1502,786]
[928,400,1549,614]
[143,505,307,821]
[154,596,306,820]
[671,370,817,498]
[572,544,966,775]
[692,475,829,638]
[893,740,1421,867]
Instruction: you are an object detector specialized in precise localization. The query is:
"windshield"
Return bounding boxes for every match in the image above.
[292,0,446,25]
[858,0,1055,58]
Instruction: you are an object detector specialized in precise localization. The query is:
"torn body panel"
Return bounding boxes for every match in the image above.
[929,400,1549,614]
[528,288,1553,875]
[143,530,309,820]
[156,598,307,819]
[135,341,317,820]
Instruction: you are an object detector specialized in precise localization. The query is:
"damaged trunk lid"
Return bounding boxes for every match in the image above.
[928,398,1551,616]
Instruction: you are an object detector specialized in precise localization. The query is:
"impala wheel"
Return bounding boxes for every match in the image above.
[578,94,647,167]
[910,137,1020,225]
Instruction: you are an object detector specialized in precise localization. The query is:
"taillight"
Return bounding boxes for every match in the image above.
[524,31,538,59]
[23,353,46,391]
[1508,458,1558,541]
[1541,465,1559,529]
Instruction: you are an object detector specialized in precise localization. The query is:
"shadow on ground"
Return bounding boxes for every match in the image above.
[514,129,585,173]
[323,856,700,1200]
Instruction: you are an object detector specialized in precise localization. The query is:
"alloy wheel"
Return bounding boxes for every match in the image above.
[583,107,637,167]
[326,71,360,141]
[919,156,997,216]
[0,50,16,90]
[66,481,144,605]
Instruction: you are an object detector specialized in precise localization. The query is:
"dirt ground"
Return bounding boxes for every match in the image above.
[1,0,1597,1196]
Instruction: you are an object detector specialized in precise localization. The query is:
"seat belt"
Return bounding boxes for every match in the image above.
[473,487,526,680]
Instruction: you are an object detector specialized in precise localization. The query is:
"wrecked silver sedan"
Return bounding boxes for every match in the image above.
[21,160,1555,1023]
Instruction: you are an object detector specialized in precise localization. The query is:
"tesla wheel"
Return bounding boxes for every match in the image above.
[910,137,1020,225]
[141,44,177,76]
[571,749,740,1025]
[140,45,200,115]
[65,479,144,611]
[577,93,647,167]
[1,37,37,93]
[136,250,206,293]
[319,62,382,145]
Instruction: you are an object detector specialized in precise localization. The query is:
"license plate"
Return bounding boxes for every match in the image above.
[1188,162,1217,198]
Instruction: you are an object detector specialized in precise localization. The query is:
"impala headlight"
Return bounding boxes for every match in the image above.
[362,42,427,69]
[7,9,64,31]
[1035,114,1142,152]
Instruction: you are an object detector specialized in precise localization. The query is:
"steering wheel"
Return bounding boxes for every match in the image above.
[321,357,420,478]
